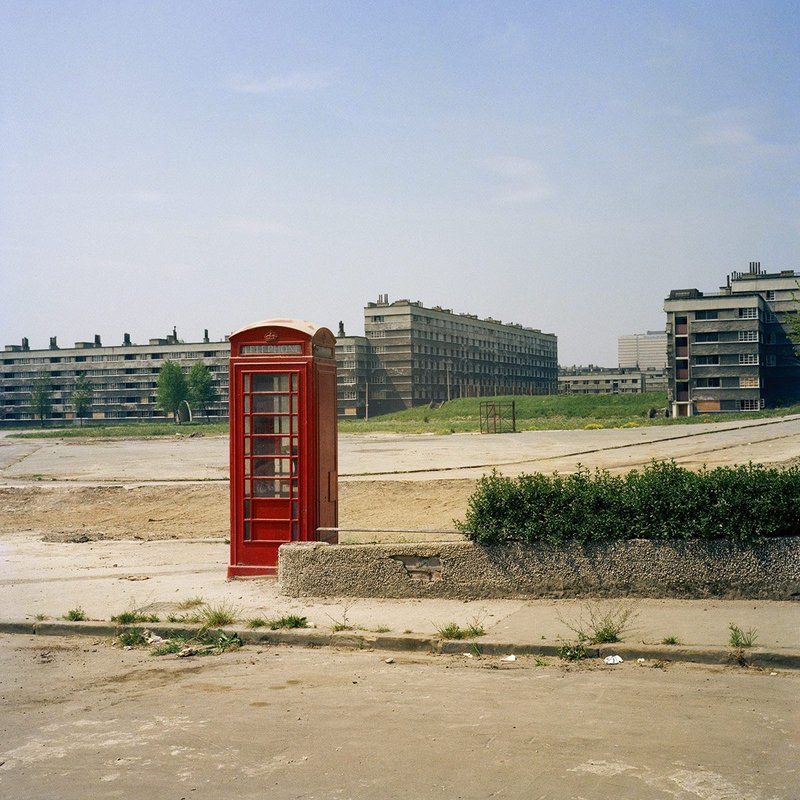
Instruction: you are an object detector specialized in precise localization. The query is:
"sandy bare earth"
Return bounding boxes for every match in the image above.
[0,480,476,543]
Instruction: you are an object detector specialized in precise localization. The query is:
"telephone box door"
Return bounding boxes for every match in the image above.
[231,365,308,572]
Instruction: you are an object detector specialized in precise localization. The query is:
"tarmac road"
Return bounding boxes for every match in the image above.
[2,414,800,485]
[1,634,797,800]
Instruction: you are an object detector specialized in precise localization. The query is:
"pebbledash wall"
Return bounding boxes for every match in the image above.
[278,539,800,600]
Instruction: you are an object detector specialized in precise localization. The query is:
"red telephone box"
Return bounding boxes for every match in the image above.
[227,319,338,578]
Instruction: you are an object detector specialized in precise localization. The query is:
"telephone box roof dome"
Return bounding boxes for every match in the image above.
[230,319,328,340]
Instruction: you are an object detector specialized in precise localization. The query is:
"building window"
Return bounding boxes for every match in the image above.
[739,399,763,411]
[766,290,776,301]
[739,308,758,319]
[695,377,721,388]
[694,355,720,365]
[695,332,718,342]
[695,310,718,320]
[740,376,759,388]
[765,355,777,366]
[739,354,759,365]
[737,330,759,342]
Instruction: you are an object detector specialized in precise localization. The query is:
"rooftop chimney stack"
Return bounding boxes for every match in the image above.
[22,337,29,351]
[203,328,209,343]
[749,261,761,274]
[94,334,102,347]
[123,333,131,346]
[49,336,59,350]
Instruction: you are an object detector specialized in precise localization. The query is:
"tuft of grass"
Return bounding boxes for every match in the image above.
[112,610,160,624]
[118,628,148,647]
[373,625,392,634]
[268,614,309,630]
[557,641,588,661]
[661,635,680,645]
[152,630,242,657]
[435,617,486,640]
[247,617,267,629]
[328,601,356,632]
[177,596,205,610]
[558,601,637,645]
[64,607,86,621]
[198,601,239,627]
[34,613,48,621]
[728,623,757,649]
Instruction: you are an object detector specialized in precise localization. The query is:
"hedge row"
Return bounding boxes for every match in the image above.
[456,461,800,545]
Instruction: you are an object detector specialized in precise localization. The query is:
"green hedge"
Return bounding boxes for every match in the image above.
[456,461,800,545]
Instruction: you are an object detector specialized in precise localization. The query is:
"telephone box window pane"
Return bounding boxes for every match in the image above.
[244,500,251,519]
[253,436,292,456]
[254,415,290,435]
[253,394,289,413]
[252,458,292,477]
[253,479,290,497]
[244,521,251,541]
[244,437,251,456]
[244,375,251,392]
[253,374,289,392]
[291,521,298,540]
[244,458,252,476]
[244,416,251,434]
[244,396,251,413]
[244,479,251,495]
[291,374,298,391]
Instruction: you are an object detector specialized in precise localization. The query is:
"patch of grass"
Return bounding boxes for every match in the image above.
[268,615,309,630]
[12,422,229,440]
[557,641,588,661]
[728,623,757,649]
[151,630,242,657]
[661,635,680,645]
[558,601,638,645]
[247,617,267,629]
[177,596,205,610]
[198,601,239,627]
[34,613,48,621]
[111,610,160,624]
[118,628,148,647]
[372,625,392,633]
[64,607,86,621]
[435,616,486,640]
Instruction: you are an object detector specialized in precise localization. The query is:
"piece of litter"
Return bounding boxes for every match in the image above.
[501,655,517,662]
[770,672,778,676]
[637,658,646,664]
[604,655,623,665]
[384,658,394,664]
[119,575,150,581]
[462,652,474,658]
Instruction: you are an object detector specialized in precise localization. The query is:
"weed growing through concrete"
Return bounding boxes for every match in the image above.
[558,601,638,644]
[373,626,392,633]
[177,596,205,610]
[200,602,240,627]
[435,615,486,640]
[112,610,160,624]
[728,623,757,648]
[328,601,356,632]
[661,635,680,645]
[268,615,309,630]
[152,630,242,657]
[118,628,148,647]
[557,641,587,661]
[34,613,48,621]
[247,618,267,629]
[64,607,86,621]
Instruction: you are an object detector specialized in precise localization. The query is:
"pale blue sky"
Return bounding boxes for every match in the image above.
[2,1,797,365]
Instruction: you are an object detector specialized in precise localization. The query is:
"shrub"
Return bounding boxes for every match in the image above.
[456,461,800,545]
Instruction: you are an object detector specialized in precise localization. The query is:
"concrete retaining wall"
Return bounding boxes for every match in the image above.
[278,538,800,600]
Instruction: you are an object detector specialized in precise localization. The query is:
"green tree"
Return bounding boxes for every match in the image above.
[155,360,188,423]
[187,360,217,420]
[71,372,93,427]
[30,371,53,427]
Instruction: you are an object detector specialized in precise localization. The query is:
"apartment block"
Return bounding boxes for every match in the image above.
[664,263,800,417]
[359,296,558,416]
[1,330,229,422]
[618,331,667,371]
[558,366,665,395]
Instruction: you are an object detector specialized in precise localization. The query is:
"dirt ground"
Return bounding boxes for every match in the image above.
[0,480,476,543]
